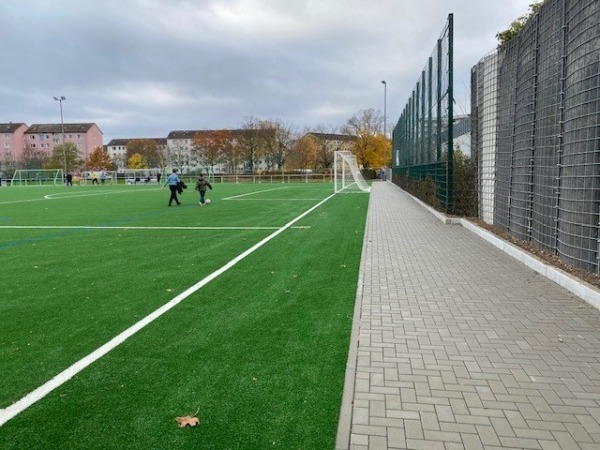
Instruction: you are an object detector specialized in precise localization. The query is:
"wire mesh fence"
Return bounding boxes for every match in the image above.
[392,14,454,212]
[472,0,600,273]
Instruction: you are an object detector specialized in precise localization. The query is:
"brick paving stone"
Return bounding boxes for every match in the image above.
[462,433,485,450]
[335,182,600,450]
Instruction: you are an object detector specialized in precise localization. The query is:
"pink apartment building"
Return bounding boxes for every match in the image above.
[1,123,28,166]
[23,123,103,164]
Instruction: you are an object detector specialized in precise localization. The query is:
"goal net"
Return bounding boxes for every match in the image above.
[11,169,64,186]
[80,170,117,185]
[334,151,371,193]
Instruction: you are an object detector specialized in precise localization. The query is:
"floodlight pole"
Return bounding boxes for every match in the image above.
[381,80,387,138]
[53,96,67,176]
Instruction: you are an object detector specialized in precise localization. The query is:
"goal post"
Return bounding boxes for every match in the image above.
[11,169,64,186]
[334,151,371,193]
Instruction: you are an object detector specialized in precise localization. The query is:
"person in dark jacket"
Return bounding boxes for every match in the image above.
[194,175,212,206]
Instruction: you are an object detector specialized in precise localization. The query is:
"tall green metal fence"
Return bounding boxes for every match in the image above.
[392,14,454,212]
[472,0,600,273]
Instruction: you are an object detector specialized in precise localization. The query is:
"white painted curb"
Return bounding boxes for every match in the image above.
[407,188,600,311]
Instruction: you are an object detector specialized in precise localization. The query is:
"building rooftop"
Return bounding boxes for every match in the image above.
[26,123,101,134]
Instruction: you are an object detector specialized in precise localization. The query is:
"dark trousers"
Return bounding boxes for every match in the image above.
[169,185,180,205]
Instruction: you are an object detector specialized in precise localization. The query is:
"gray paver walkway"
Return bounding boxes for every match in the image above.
[336,181,600,450]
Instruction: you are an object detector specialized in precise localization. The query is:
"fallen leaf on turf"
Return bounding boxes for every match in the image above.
[175,416,200,428]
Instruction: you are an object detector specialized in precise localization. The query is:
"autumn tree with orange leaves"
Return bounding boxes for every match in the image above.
[287,134,319,171]
[126,139,160,168]
[343,108,391,169]
[86,146,114,170]
[191,130,230,174]
[128,153,146,169]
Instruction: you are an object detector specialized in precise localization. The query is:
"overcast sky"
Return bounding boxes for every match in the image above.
[1,0,532,143]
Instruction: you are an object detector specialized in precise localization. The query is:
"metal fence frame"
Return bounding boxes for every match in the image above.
[392,14,454,212]
[472,0,600,273]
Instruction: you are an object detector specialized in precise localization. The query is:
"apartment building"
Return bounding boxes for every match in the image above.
[1,123,28,167]
[24,123,103,162]
[106,138,168,170]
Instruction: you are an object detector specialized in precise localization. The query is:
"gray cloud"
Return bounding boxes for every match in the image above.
[0,0,533,142]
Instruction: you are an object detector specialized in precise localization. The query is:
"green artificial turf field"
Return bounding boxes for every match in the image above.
[0,181,369,449]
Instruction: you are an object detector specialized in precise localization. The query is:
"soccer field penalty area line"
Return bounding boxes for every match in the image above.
[222,186,288,200]
[43,189,152,200]
[0,192,335,427]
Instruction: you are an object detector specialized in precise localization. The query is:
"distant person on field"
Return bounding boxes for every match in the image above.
[156,172,161,184]
[163,169,181,206]
[100,171,106,185]
[194,174,212,206]
[92,171,99,185]
[66,173,73,187]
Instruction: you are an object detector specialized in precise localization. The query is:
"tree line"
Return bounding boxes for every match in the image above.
[15,109,391,175]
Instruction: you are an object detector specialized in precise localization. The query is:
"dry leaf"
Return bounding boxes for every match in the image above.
[175,415,200,428]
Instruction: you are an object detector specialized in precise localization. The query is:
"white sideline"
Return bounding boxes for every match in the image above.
[0,225,282,231]
[0,193,336,427]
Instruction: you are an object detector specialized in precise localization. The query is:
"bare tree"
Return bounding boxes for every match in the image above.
[237,116,264,173]
[259,120,294,172]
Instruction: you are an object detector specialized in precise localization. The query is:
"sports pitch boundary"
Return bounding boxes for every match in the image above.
[0,192,336,427]
[0,225,310,231]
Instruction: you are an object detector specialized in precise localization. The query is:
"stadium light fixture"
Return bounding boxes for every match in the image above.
[53,96,67,175]
[381,80,387,138]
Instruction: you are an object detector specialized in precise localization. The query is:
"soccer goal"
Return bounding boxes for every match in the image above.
[333,151,371,193]
[80,170,117,185]
[11,169,64,186]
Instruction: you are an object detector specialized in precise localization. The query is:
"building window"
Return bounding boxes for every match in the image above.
[4,134,9,139]
[29,135,35,140]
[77,134,81,139]
[31,144,36,148]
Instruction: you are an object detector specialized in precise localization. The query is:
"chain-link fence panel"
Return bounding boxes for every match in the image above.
[472,0,600,274]
[392,14,454,212]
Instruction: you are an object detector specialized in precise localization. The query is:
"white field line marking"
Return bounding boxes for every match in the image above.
[0,199,44,205]
[0,193,333,426]
[222,186,288,200]
[0,225,281,231]
[44,189,150,200]
[0,189,150,205]
[225,198,325,201]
